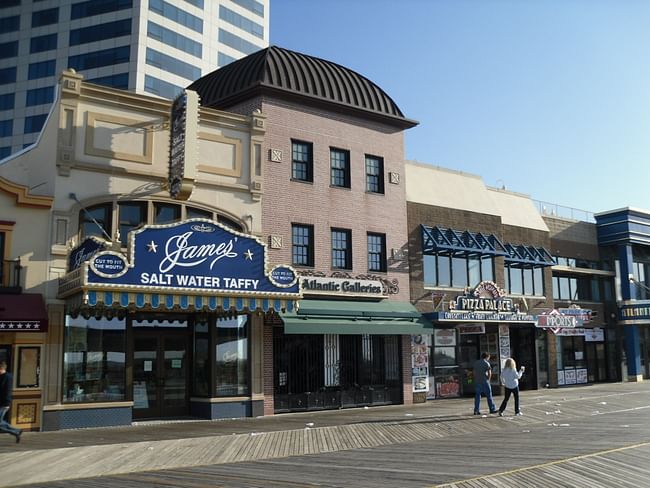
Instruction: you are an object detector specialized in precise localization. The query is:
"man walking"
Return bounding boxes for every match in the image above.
[473,352,497,415]
[0,361,22,443]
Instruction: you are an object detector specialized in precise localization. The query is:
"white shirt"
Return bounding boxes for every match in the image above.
[500,367,524,389]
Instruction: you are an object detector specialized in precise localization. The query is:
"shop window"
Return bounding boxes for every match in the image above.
[79,203,112,240]
[63,315,126,403]
[292,224,314,267]
[154,202,181,224]
[330,148,350,188]
[217,215,243,232]
[16,346,40,388]
[215,315,249,396]
[424,255,494,288]
[331,228,352,270]
[505,265,544,296]
[367,233,386,272]
[187,207,213,220]
[291,140,313,182]
[632,261,650,300]
[365,155,384,194]
[118,202,146,246]
[193,319,210,397]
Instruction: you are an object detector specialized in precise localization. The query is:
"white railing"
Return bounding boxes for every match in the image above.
[533,200,595,223]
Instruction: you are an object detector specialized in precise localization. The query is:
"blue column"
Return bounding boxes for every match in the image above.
[618,244,641,378]
[625,326,641,377]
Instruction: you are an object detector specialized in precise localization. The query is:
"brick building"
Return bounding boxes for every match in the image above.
[190,46,429,413]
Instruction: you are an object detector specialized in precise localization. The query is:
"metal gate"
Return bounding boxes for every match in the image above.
[273,328,402,412]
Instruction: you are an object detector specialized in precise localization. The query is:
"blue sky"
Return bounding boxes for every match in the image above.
[270,0,650,215]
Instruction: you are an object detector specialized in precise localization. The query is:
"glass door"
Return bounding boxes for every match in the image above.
[133,326,189,419]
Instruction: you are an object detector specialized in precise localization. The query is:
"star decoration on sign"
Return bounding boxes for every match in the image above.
[244,249,254,260]
[147,241,158,253]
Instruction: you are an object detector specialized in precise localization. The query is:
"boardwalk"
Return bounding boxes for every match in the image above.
[3,382,650,487]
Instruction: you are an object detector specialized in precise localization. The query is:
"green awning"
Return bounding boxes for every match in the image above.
[281,299,433,335]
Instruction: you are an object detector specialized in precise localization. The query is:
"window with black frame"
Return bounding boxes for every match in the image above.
[367,232,386,272]
[63,315,126,402]
[80,203,112,240]
[330,148,350,188]
[365,155,384,194]
[331,228,352,269]
[292,223,314,267]
[291,140,313,182]
[215,315,249,396]
[118,201,146,246]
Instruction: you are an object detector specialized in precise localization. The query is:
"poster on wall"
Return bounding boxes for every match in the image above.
[413,376,429,392]
[576,369,588,384]
[498,326,511,370]
[585,328,605,342]
[411,335,430,384]
[564,369,577,385]
[557,370,565,386]
[436,376,460,398]
[434,329,456,346]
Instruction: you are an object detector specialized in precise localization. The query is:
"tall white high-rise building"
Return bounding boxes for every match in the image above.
[0,0,269,159]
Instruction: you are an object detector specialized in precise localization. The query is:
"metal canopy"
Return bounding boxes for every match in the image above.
[421,225,508,257]
[504,244,555,268]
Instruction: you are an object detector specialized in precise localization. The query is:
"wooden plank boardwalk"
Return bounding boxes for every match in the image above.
[4,382,650,487]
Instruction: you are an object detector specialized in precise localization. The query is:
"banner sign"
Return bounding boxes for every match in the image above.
[68,237,107,272]
[168,90,198,200]
[84,219,300,296]
[618,301,650,325]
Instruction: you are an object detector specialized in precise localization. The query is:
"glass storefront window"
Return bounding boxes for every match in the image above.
[16,346,40,388]
[63,315,126,402]
[215,315,249,396]
[193,319,210,396]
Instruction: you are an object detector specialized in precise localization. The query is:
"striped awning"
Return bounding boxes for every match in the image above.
[73,290,295,313]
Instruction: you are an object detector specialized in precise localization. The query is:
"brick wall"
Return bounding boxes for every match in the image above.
[257,97,411,302]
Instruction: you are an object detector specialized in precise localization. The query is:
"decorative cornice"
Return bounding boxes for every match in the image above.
[0,176,53,208]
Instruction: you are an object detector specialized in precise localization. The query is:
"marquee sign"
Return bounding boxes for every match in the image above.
[78,219,299,297]
[430,281,535,323]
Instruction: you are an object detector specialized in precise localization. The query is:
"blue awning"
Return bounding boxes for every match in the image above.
[504,244,555,267]
[67,291,295,314]
[421,225,508,257]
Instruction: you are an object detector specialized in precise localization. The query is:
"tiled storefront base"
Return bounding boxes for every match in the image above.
[42,406,132,431]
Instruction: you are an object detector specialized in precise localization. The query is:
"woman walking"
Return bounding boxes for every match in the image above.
[498,358,525,416]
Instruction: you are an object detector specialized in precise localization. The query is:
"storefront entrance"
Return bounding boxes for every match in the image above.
[132,319,190,419]
[640,327,650,379]
[509,327,537,390]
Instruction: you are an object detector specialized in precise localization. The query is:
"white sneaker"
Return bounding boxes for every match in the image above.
[515,411,523,416]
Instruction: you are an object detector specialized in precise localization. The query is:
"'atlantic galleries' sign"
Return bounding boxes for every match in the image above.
[84,219,299,296]
[432,281,535,323]
[301,276,386,298]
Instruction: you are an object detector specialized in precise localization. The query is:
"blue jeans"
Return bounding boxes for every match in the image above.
[0,406,20,436]
[474,382,496,413]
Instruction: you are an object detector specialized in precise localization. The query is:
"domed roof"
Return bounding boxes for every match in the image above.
[188,46,417,129]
